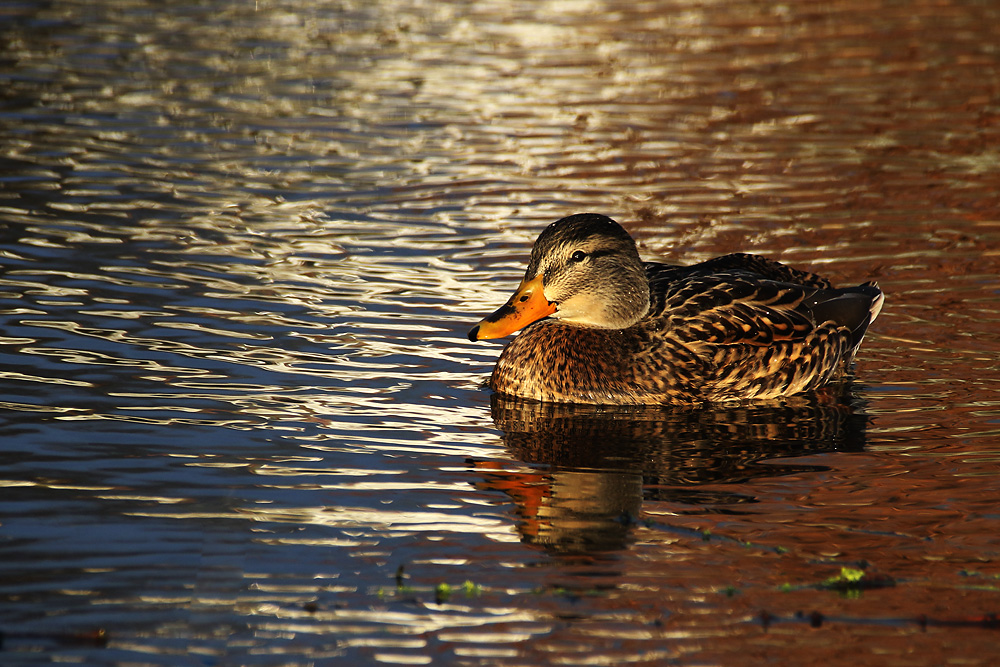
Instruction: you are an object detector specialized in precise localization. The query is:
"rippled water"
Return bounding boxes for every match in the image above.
[2,0,999,664]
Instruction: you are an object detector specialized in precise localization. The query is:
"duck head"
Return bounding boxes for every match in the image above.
[469,213,651,341]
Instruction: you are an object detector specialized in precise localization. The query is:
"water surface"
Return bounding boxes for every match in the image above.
[2,0,999,664]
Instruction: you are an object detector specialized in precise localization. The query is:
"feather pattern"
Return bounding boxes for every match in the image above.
[471,214,883,405]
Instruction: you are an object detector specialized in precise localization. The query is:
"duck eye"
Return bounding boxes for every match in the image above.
[569,250,587,263]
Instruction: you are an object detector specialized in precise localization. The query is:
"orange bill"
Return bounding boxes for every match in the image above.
[468,274,556,341]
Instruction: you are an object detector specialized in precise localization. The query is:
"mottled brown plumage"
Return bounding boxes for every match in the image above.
[469,213,884,405]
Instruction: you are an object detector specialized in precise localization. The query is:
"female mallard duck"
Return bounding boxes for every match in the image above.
[468,213,883,405]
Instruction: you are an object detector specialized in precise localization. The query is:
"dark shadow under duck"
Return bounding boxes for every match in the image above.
[469,213,884,405]
[477,388,870,555]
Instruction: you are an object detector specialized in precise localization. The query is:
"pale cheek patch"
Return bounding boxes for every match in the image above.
[554,291,608,326]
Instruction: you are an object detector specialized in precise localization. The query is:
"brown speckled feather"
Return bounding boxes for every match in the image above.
[472,214,883,406]
[490,253,880,405]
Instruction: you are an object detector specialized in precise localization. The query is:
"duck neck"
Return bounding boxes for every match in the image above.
[578,261,650,329]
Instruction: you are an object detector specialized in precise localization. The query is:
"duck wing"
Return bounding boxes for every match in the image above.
[642,254,883,400]
[646,253,880,344]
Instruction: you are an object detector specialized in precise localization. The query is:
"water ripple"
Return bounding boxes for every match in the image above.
[2,0,1000,664]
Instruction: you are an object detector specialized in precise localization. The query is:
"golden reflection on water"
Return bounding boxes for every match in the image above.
[1,0,1000,663]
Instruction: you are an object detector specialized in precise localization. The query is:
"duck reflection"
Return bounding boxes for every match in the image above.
[478,389,868,555]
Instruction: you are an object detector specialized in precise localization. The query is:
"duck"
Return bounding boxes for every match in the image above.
[468,213,884,405]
